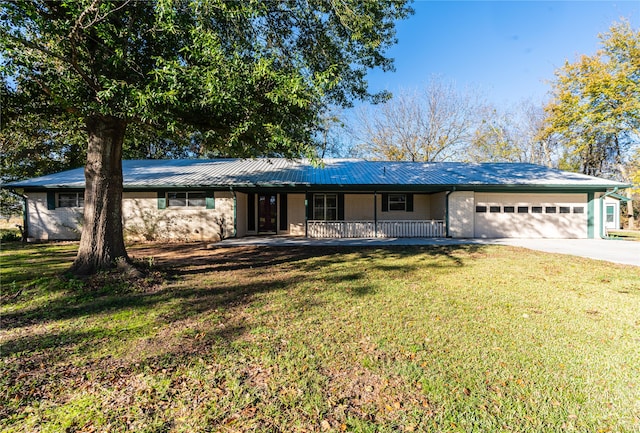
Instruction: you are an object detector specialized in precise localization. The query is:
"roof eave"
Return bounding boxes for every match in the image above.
[4,182,630,193]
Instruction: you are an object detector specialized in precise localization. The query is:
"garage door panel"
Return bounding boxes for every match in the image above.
[474,193,588,238]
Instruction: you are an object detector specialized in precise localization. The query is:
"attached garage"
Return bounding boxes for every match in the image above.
[473,193,588,238]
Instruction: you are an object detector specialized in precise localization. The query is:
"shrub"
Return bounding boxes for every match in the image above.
[0,228,21,242]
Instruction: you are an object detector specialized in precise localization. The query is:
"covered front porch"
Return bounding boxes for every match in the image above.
[238,190,449,239]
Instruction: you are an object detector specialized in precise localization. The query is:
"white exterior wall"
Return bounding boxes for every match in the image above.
[26,192,83,240]
[448,191,475,238]
[474,193,588,239]
[235,192,248,238]
[345,194,374,220]
[288,194,306,236]
[429,192,447,220]
[26,191,236,241]
[123,191,235,241]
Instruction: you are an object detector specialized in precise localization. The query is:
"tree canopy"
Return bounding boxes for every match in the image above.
[2,0,411,155]
[351,78,482,162]
[541,20,640,177]
[469,101,555,166]
[1,0,412,273]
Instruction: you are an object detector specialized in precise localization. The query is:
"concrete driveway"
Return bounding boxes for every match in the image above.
[485,238,640,267]
[214,236,640,267]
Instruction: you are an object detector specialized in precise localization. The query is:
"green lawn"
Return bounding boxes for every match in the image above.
[608,230,640,241]
[1,242,639,432]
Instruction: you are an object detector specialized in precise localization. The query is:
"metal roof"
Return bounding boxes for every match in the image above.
[4,158,629,190]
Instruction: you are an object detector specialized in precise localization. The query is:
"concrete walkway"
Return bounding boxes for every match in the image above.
[214,236,640,267]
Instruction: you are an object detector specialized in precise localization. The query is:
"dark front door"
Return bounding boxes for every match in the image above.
[258,194,277,233]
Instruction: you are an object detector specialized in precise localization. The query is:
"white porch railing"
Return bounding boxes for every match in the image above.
[307,220,445,238]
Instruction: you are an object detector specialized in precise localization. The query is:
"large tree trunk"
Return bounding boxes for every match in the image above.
[71,115,128,275]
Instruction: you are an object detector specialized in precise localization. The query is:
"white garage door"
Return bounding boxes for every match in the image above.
[474,193,588,238]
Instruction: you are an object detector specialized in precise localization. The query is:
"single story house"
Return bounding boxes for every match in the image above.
[3,158,630,242]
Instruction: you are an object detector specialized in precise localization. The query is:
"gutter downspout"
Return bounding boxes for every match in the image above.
[230,187,237,238]
[599,187,619,239]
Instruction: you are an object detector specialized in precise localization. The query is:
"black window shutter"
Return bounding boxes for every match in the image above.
[338,193,345,220]
[157,192,166,209]
[247,193,255,231]
[47,191,56,210]
[206,191,215,209]
[406,194,414,212]
[279,194,288,231]
[381,193,389,212]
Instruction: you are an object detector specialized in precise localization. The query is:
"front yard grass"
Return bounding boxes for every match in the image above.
[609,230,640,241]
[1,242,639,432]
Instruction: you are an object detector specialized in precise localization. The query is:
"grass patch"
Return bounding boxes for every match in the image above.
[1,242,639,432]
[608,230,640,241]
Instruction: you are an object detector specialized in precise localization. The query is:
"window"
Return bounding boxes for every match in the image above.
[168,192,186,207]
[517,206,529,213]
[58,192,84,208]
[573,206,584,214]
[545,206,557,214]
[167,191,206,207]
[476,206,487,213]
[489,206,501,213]
[503,206,515,213]
[313,194,338,220]
[382,193,413,212]
[559,206,571,214]
[606,205,615,223]
[388,194,407,211]
[187,192,206,207]
[532,206,543,213]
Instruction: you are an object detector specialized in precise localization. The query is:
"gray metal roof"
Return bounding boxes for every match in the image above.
[4,158,628,190]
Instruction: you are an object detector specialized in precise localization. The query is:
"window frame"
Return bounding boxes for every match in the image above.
[388,193,407,211]
[57,192,84,208]
[166,191,207,208]
[313,193,338,221]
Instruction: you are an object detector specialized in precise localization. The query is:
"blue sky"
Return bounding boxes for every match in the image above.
[365,1,640,110]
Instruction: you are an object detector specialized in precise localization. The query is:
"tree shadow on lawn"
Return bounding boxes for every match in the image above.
[3,244,484,332]
[154,243,480,274]
[1,243,486,420]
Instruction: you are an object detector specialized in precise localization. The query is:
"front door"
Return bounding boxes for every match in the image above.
[605,202,618,230]
[258,194,277,233]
